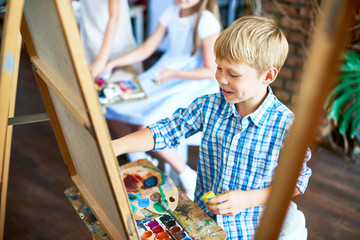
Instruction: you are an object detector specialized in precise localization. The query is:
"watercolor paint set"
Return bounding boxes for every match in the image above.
[140,214,192,240]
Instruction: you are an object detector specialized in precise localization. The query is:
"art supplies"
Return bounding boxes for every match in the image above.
[143,214,192,240]
[202,191,216,203]
[120,166,179,220]
[97,68,146,105]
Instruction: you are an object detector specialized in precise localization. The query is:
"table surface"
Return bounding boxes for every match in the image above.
[65,159,227,240]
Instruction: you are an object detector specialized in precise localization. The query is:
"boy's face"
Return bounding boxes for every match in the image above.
[215,59,272,108]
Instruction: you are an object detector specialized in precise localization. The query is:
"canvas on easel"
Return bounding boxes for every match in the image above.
[18,0,138,239]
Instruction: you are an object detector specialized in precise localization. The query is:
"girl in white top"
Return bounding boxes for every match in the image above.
[104,0,221,197]
[80,0,142,77]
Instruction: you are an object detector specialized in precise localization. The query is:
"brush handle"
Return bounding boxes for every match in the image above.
[159,201,193,238]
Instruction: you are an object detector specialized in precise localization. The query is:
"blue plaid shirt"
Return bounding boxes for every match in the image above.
[148,88,312,239]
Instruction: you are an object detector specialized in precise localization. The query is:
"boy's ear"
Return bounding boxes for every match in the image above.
[264,68,278,84]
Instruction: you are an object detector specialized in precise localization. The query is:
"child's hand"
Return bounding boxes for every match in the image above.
[206,190,251,216]
[90,59,106,79]
[103,62,114,77]
[156,68,177,84]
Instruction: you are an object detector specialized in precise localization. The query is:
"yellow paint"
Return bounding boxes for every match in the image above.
[202,191,217,205]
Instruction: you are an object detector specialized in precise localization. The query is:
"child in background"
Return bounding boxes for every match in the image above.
[103,0,222,197]
[111,16,312,239]
[79,0,142,77]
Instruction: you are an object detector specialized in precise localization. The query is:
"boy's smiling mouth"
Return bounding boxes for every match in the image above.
[221,88,233,97]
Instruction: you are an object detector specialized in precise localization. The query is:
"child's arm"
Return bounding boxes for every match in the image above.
[104,24,167,73]
[90,0,119,77]
[206,187,301,216]
[111,128,155,157]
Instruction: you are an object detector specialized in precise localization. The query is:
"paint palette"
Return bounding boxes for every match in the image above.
[121,166,179,220]
[140,214,192,240]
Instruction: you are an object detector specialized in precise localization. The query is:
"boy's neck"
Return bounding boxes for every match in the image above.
[235,87,269,118]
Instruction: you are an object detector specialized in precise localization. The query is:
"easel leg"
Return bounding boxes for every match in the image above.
[0,0,25,238]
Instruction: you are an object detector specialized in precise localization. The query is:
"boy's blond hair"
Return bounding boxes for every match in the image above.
[214,16,289,75]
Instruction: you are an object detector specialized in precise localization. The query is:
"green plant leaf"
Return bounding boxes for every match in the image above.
[338,98,360,135]
[327,88,359,123]
[326,50,360,139]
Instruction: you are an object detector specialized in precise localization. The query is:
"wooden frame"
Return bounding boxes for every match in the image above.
[255,0,358,239]
[0,0,24,238]
[19,0,139,239]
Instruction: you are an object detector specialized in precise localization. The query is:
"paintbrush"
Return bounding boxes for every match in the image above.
[152,192,194,239]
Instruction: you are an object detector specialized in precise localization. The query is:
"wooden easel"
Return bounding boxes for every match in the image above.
[0,0,358,239]
[255,0,358,239]
[1,0,138,239]
[0,0,23,238]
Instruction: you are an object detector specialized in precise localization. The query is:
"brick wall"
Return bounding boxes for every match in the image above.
[262,0,321,108]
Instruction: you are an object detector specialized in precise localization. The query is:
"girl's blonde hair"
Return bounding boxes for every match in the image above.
[191,0,221,56]
[214,16,289,75]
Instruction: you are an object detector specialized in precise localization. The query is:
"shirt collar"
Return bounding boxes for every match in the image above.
[219,86,277,127]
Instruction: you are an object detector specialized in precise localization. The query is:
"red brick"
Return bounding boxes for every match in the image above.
[288,44,297,54]
[285,55,303,68]
[287,31,306,44]
[285,80,299,92]
[271,77,284,88]
[279,67,294,79]
[274,89,291,103]
[299,7,314,19]
[296,45,309,57]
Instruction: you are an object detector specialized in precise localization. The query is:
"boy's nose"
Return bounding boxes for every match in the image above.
[216,74,228,84]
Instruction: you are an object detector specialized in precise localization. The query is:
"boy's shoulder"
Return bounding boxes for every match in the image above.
[265,92,295,125]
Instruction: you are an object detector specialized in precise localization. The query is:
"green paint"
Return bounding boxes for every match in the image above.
[130,203,137,213]
[153,202,166,213]
[160,214,171,223]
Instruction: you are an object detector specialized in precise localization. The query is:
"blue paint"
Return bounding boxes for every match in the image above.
[143,176,158,189]
[70,196,78,201]
[88,224,95,231]
[4,53,15,72]
[138,198,150,207]
[84,206,92,214]
[128,193,141,202]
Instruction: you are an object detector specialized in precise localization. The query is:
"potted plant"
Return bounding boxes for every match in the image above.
[324,50,360,162]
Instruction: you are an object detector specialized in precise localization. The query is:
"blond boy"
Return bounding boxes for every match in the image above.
[112,16,311,239]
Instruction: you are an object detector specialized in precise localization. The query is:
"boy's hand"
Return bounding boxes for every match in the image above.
[206,190,252,216]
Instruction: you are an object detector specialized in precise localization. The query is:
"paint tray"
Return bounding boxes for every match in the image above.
[141,214,192,240]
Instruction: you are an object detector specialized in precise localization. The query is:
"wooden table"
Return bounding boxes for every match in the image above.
[65,159,227,239]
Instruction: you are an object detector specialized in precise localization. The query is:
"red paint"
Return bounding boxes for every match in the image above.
[123,174,143,192]
[151,225,164,234]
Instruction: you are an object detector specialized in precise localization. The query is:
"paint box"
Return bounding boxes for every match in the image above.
[143,214,193,240]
